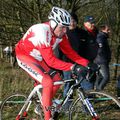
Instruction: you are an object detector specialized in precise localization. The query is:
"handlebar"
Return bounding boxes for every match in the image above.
[71,65,101,83]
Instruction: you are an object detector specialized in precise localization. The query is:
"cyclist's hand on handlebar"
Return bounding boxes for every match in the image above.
[87,62,99,72]
[71,64,88,78]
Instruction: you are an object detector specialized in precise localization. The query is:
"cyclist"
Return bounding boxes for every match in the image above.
[15,6,94,120]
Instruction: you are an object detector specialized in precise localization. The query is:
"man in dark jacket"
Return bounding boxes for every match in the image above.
[82,16,98,61]
[79,16,99,90]
[61,13,88,97]
[94,25,111,90]
[61,14,98,97]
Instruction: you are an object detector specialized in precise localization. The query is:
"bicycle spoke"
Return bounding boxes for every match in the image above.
[0,94,44,120]
[1,94,26,120]
[89,91,120,120]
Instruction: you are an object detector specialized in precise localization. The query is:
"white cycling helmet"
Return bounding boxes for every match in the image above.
[48,7,71,28]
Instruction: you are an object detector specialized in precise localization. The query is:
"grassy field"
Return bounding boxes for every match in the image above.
[0,59,33,100]
[0,59,120,120]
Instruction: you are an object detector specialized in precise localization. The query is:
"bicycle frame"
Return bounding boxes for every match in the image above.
[15,75,100,120]
[15,80,67,119]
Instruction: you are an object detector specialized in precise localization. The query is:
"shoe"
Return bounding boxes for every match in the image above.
[34,104,41,115]
[49,118,54,120]
[52,111,59,120]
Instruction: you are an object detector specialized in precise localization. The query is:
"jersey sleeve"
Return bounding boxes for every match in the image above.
[59,35,89,66]
[37,44,73,71]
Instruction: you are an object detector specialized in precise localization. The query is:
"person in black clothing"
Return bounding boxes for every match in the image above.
[61,13,87,97]
[79,16,99,90]
[82,16,99,61]
[94,25,111,90]
[62,14,98,97]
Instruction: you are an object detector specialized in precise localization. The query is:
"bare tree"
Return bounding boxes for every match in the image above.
[0,0,120,78]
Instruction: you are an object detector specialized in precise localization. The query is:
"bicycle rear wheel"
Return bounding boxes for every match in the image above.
[69,90,120,120]
[0,93,44,120]
[0,93,26,120]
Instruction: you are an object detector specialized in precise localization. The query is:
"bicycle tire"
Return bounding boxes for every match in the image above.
[69,90,120,120]
[0,93,44,120]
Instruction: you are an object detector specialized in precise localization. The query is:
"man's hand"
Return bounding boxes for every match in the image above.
[71,64,88,78]
[87,62,99,72]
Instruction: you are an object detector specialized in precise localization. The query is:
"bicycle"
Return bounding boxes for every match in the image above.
[0,70,120,120]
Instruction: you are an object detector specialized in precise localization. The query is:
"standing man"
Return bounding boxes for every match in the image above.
[80,16,99,90]
[61,13,88,97]
[82,16,98,61]
[61,15,98,96]
[94,25,111,90]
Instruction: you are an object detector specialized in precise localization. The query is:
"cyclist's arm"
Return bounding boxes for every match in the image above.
[38,44,73,71]
[59,35,89,66]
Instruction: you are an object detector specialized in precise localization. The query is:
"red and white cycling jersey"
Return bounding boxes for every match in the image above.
[15,22,88,71]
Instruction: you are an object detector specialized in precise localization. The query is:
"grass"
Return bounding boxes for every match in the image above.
[0,59,120,120]
[0,59,33,100]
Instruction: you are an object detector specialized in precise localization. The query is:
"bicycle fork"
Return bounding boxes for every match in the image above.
[78,90,99,120]
[84,98,99,120]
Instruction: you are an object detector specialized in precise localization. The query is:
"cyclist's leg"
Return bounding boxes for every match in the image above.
[16,55,55,120]
[41,75,54,120]
[38,61,61,100]
[52,72,61,97]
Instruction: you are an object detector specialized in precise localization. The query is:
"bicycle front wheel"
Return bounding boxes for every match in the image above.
[69,90,120,120]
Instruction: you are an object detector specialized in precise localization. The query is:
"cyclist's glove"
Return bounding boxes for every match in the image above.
[87,62,99,72]
[71,64,88,78]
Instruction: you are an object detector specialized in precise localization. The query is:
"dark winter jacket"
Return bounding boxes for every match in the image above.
[60,27,87,63]
[80,27,99,61]
[94,32,111,64]
[59,27,99,62]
